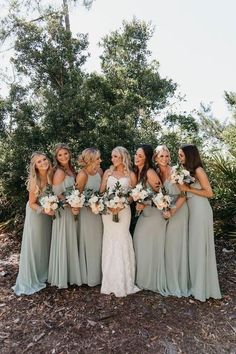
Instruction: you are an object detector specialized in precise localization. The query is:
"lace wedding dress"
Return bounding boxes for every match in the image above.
[101,176,140,297]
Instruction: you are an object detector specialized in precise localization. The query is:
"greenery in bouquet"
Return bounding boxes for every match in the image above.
[38,186,64,219]
[130,183,153,216]
[152,187,172,213]
[87,191,106,215]
[103,181,130,222]
[63,186,85,220]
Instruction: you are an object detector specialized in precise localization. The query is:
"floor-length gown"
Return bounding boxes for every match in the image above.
[187,181,221,301]
[101,176,139,297]
[78,173,103,286]
[133,202,167,295]
[164,180,189,297]
[48,175,82,288]
[12,201,52,295]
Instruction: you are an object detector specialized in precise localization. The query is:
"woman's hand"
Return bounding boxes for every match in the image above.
[109,207,123,214]
[71,207,80,215]
[44,209,55,217]
[162,210,171,219]
[177,183,190,192]
[163,209,175,219]
[162,208,177,219]
[136,203,145,212]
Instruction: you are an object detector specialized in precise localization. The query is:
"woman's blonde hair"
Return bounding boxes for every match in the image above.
[77,148,100,168]
[53,143,76,175]
[111,146,132,175]
[26,152,53,197]
[153,145,170,163]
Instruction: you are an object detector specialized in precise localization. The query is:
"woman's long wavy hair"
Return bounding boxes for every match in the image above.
[134,144,155,185]
[53,143,76,176]
[111,146,132,175]
[77,148,100,169]
[180,144,203,175]
[26,152,53,197]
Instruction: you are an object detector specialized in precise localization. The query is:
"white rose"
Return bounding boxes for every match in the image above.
[51,203,58,210]
[90,196,98,203]
[140,191,147,199]
[107,200,116,208]
[114,196,120,203]
[183,169,190,176]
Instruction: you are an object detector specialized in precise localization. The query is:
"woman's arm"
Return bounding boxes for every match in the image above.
[163,195,186,219]
[53,168,66,186]
[29,189,41,212]
[29,189,54,216]
[147,168,161,192]
[135,169,160,213]
[130,171,137,188]
[76,170,88,193]
[178,167,213,198]
[52,169,66,200]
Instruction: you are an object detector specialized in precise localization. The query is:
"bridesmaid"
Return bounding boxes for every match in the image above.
[178,144,221,301]
[13,152,53,295]
[76,148,103,286]
[133,144,167,294]
[154,145,189,297]
[48,143,82,288]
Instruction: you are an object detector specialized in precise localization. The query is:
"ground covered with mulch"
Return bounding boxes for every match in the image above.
[0,232,235,354]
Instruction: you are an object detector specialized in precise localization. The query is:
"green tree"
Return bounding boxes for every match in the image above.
[0,15,91,220]
[198,95,236,239]
[159,113,201,161]
[0,0,95,43]
[96,18,176,163]
[0,15,194,225]
[223,91,236,156]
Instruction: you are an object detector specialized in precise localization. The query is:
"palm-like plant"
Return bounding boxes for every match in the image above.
[209,154,236,243]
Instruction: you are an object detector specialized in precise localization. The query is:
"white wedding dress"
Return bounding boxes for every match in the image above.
[101,176,140,297]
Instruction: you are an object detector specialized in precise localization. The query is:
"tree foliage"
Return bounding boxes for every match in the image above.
[0,14,182,221]
[96,19,176,162]
[199,96,236,238]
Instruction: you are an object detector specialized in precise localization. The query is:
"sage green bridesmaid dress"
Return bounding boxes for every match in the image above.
[48,175,82,288]
[164,180,189,297]
[78,173,103,286]
[187,181,221,301]
[133,204,167,295]
[12,201,52,295]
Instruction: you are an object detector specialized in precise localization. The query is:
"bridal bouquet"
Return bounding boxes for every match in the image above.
[130,183,153,216]
[64,186,85,220]
[39,190,62,219]
[170,164,195,185]
[87,192,105,215]
[152,187,172,212]
[103,181,130,222]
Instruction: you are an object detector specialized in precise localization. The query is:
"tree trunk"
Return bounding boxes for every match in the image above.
[63,0,70,32]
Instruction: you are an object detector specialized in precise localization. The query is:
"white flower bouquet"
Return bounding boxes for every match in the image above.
[170,164,195,185]
[39,193,61,219]
[130,183,153,216]
[103,181,130,222]
[65,188,85,208]
[88,192,105,215]
[152,188,172,212]
[64,186,85,220]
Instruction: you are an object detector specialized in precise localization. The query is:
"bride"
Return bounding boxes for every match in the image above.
[100,146,140,297]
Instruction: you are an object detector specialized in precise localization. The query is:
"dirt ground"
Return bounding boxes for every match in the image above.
[0,232,235,354]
